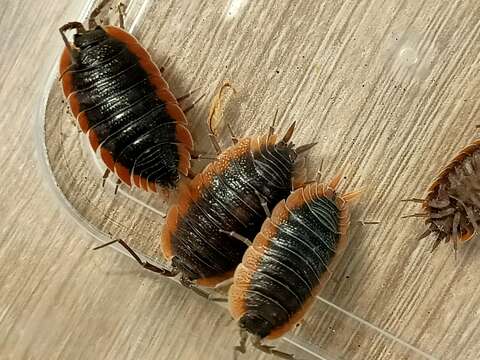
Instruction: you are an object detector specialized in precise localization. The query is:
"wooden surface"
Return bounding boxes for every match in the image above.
[2,0,480,359]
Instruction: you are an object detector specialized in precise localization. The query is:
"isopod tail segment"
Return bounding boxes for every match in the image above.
[58,0,194,193]
[228,176,360,359]
[402,139,480,254]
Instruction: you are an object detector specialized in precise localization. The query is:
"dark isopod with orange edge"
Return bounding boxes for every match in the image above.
[59,0,194,193]
[403,139,480,253]
[228,176,360,359]
[160,116,317,294]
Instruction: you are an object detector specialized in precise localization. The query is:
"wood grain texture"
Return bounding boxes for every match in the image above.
[2,0,480,359]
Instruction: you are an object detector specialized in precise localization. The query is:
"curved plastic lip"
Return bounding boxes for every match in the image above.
[35,1,438,359]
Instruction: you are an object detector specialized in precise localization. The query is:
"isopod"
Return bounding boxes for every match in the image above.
[160,119,316,295]
[227,177,358,358]
[59,0,193,192]
[403,139,480,252]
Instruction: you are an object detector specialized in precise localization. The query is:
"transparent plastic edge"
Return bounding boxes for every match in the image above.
[315,298,438,360]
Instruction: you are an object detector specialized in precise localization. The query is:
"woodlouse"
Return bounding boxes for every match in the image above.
[160,120,317,293]
[59,0,193,193]
[403,139,480,252]
[228,177,359,359]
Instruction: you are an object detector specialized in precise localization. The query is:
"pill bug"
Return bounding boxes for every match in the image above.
[160,120,317,294]
[403,139,480,252]
[228,178,359,359]
[59,0,193,192]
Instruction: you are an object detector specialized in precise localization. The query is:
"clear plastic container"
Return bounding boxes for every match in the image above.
[38,1,480,359]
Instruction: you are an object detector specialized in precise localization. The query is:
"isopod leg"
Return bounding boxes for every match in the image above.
[417,229,432,240]
[176,87,201,103]
[268,109,279,137]
[191,152,218,161]
[219,230,252,246]
[159,56,171,73]
[93,239,179,277]
[401,213,429,219]
[179,276,227,302]
[252,336,295,360]
[358,220,381,225]
[114,178,121,195]
[182,93,206,114]
[452,211,461,258]
[227,123,239,144]
[303,161,323,186]
[254,189,271,217]
[117,3,126,29]
[400,198,426,203]
[88,0,113,28]
[209,134,222,155]
[316,160,323,182]
[187,169,196,179]
[234,329,248,360]
[102,168,110,187]
[214,277,234,290]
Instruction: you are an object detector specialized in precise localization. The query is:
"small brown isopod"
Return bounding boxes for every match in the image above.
[403,139,480,253]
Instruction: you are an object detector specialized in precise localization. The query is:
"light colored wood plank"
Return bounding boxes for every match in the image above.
[2,0,480,359]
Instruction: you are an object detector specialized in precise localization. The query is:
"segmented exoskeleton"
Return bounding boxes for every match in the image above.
[228,178,358,359]
[59,0,193,192]
[162,123,313,287]
[403,139,480,252]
